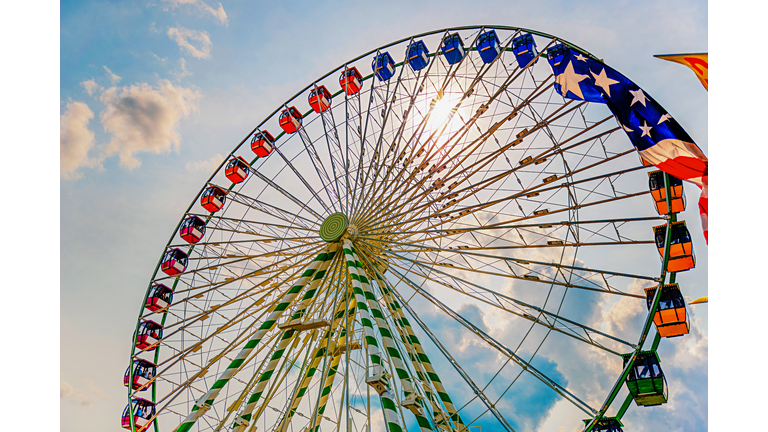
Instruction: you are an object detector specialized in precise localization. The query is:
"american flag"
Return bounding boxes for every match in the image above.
[550,48,709,243]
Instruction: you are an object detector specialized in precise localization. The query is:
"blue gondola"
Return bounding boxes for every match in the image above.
[372,52,395,81]
[406,40,430,72]
[546,43,570,73]
[477,30,500,64]
[512,33,538,68]
[440,33,465,65]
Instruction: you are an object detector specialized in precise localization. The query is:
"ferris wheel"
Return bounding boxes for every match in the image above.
[123,26,700,432]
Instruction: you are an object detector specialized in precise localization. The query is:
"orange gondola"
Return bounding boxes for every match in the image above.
[648,170,685,214]
[653,221,695,272]
[200,186,227,213]
[279,106,303,134]
[308,85,333,113]
[251,131,275,158]
[225,156,250,184]
[339,67,363,95]
[645,283,690,338]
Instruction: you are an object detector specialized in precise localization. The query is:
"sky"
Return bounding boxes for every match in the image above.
[9,0,763,430]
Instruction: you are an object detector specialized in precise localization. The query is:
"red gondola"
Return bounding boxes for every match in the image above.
[121,397,155,431]
[124,359,156,391]
[201,186,227,213]
[648,170,685,214]
[251,131,275,158]
[145,283,173,312]
[179,215,206,244]
[645,283,690,338]
[339,67,363,95]
[279,106,303,134]
[135,320,163,351]
[309,85,333,113]
[653,221,695,273]
[225,156,250,184]
[161,248,188,276]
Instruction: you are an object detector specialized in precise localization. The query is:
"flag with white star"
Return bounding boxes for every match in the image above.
[549,47,708,243]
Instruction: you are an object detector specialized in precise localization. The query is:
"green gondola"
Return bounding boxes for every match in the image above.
[621,350,668,406]
[582,416,624,432]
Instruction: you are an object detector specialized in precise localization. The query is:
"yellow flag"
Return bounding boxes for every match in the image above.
[654,53,708,91]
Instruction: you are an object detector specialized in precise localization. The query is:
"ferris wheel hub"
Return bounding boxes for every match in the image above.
[319,212,349,242]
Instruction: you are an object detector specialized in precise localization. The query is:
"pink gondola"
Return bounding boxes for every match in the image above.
[161,248,188,276]
[145,283,173,312]
[123,359,156,391]
[121,397,155,431]
[135,320,163,351]
[179,216,206,244]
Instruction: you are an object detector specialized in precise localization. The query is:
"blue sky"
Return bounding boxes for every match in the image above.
[13,0,759,430]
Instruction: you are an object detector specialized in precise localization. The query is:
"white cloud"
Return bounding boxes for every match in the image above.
[79,79,102,96]
[99,79,201,169]
[103,66,121,84]
[60,101,98,179]
[149,21,162,33]
[186,153,223,172]
[60,375,110,407]
[172,57,192,80]
[152,52,168,64]
[167,26,212,60]
[162,0,228,26]
[60,374,74,399]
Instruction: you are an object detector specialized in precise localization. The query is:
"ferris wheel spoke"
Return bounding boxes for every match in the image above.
[371,98,592,231]
[361,78,563,231]
[273,144,336,214]
[316,98,349,210]
[246,167,328,221]
[152,329,283,421]
[352,50,414,220]
[362,238,644,302]
[358,57,557,228]
[354,48,460,218]
[224,188,321,229]
[373,154,646,237]
[397,275,599,417]
[160,242,325,293]
[361,243,638,352]
[188,213,316,240]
